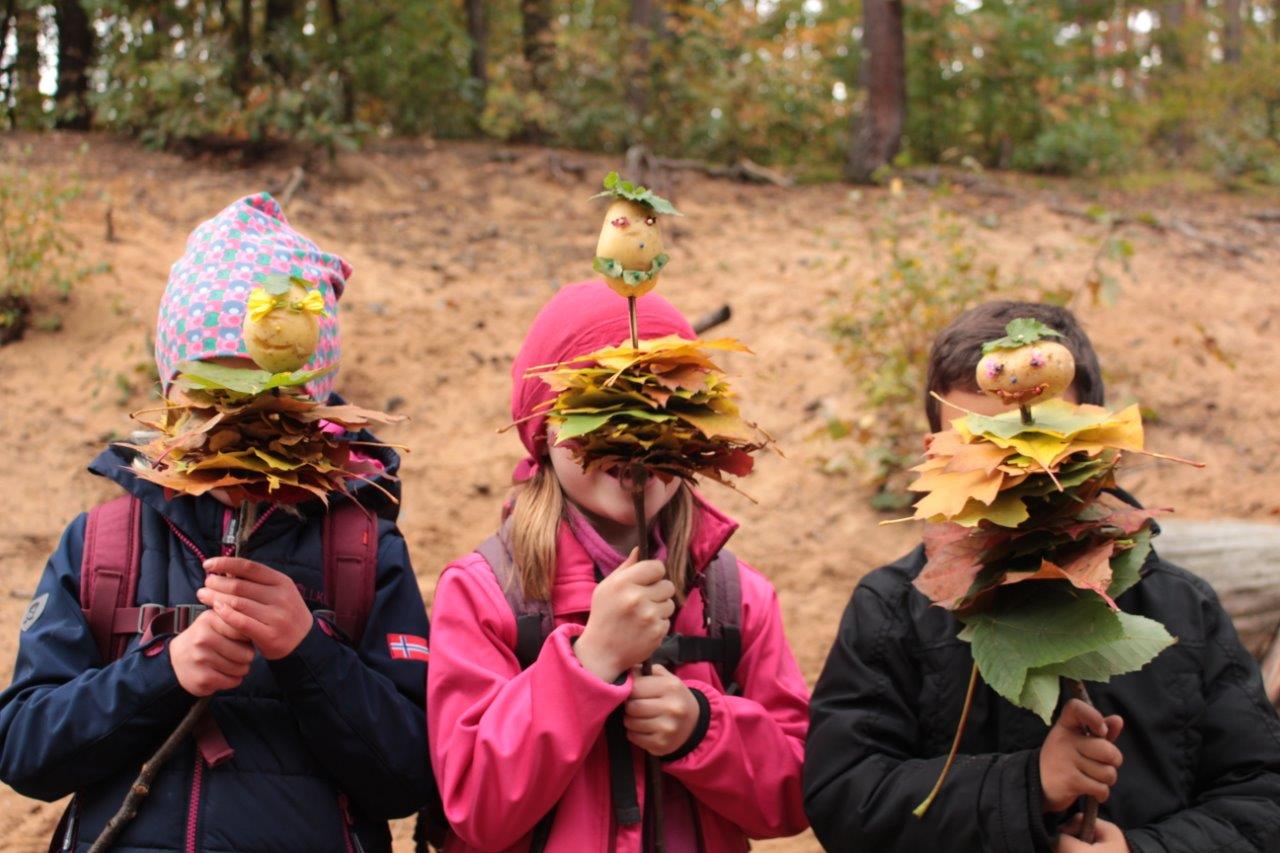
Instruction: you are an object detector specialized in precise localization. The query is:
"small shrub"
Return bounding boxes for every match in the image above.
[0,162,104,344]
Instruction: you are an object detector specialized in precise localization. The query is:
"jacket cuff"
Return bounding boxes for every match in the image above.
[267,617,335,690]
[661,687,710,764]
[982,748,1054,853]
[557,625,632,702]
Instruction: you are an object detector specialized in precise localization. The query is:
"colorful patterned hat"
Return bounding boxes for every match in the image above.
[154,192,351,400]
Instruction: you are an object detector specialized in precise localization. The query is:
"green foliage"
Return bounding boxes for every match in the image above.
[827,192,1049,502]
[981,318,1063,353]
[593,172,682,216]
[960,584,1174,723]
[0,160,104,343]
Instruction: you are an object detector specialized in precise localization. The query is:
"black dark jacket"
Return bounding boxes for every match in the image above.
[804,535,1280,853]
[0,434,432,852]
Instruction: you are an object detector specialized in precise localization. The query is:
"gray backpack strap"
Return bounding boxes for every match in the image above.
[702,549,743,695]
[475,533,555,670]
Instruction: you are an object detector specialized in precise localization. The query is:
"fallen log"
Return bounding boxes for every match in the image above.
[1155,518,1280,705]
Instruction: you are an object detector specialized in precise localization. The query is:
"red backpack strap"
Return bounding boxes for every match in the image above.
[80,495,144,663]
[322,503,378,644]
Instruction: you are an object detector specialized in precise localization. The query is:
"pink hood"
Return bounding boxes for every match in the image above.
[427,496,810,851]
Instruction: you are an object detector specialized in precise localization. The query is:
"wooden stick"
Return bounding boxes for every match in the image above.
[1067,679,1100,844]
[89,501,257,852]
[628,295,640,351]
[631,467,665,853]
[1260,619,1280,707]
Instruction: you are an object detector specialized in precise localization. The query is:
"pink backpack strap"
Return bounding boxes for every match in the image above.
[322,503,378,644]
[80,495,144,663]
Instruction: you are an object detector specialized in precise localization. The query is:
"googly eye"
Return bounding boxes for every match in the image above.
[645,216,657,226]
[611,217,630,228]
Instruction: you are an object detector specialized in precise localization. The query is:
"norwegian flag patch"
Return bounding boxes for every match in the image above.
[387,633,430,662]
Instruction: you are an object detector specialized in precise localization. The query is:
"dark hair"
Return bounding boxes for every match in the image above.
[924,300,1105,432]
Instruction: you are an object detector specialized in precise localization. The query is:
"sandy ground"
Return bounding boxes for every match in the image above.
[1,133,1278,851]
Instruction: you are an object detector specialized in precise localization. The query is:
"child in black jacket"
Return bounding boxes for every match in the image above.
[804,300,1280,853]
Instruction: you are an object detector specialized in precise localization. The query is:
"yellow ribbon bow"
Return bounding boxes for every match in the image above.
[246,286,327,322]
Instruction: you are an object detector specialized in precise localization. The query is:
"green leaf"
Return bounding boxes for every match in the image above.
[962,584,1123,711]
[1018,671,1063,724]
[262,274,294,296]
[175,360,334,396]
[1034,611,1174,686]
[1107,526,1153,598]
[591,172,684,216]
[603,171,620,190]
[981,318,1064,354]
[554,412,616,441]
[593,256,624,278]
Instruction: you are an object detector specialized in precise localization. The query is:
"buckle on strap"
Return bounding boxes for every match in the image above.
[134,603,166,634]
[173,604,208,632]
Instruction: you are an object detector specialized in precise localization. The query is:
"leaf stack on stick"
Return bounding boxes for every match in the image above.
[522,173,771,853]
[90,276,403,853]
[904,319,1201,842]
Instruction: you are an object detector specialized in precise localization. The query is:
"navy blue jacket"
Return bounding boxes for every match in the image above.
[805,532,1280,853]
[0,436,432,852]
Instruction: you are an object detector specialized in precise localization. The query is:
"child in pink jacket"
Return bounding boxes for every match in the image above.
[428,281,810,851]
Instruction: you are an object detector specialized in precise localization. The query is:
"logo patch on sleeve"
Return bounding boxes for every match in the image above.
[387,633,430,662]
[21,593,49,632]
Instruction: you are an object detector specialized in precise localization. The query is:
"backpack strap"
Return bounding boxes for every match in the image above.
[80,495,144,663]
[701,549,743,695]
[473,531,562,850]
[475,532,555,670]
[323,503,379,645]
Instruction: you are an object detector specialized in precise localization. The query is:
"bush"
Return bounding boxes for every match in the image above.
[827,187,1069,507]
[0,162,103,344]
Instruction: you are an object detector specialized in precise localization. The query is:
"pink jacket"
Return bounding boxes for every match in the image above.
[427,499,811,852]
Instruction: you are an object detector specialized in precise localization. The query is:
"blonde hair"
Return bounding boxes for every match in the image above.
[508,464,696,602]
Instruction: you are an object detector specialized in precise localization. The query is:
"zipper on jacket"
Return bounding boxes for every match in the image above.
[182,508,235,853]
[185,755,205,853]
[337,792,363,853]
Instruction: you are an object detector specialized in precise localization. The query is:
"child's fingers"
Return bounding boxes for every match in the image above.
[1075,755,1119,787]
[202,610,252,643]
[1058,698,1107,737]
[1073,769,1113,803]
[1102,714,1125,743]
[1078,735,1124,767]
[200,592,271,638]
[622,559,666,586]
[627,675,671,700]
[625,697,669,719]
[203,573,275,604]
[644,579,677,602]
[622,714,667,734]
[203,557,278,584]
[200,589,274,626]
[619,548,640,569]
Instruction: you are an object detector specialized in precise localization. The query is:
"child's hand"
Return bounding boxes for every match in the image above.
[1040,698,1125,813]
[1055,817,1130,851]
[169,611,256,696]
[198,557,315,660]
[574,549,675,681]
[624,664,700,756]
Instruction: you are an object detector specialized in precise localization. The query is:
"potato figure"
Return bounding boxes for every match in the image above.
[592,172,681,299]
[976,318,1076,411]
[242,276,325,374]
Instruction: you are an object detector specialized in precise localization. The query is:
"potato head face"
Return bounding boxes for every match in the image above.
[596,199,666,297]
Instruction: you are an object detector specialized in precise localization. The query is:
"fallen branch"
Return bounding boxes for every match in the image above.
[624,145,793,188]
[278,166,305,208]
[692,304,732,335]
[1247,210,1280,223]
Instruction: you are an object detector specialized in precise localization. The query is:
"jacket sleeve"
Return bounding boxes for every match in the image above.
[427,556,632,851]
[803,579,1054,853]
[661,562,810,838]
[1123,585,1280,853]
[0,514,196,801]
[267,521,432,820]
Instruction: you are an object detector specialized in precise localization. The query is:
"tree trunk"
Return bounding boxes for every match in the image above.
[13,0,42,126]
[847,0,905,183]
[233,0,252,95]
[520,0,552,91]
[627,0,654,139]
[326,0,354,122]
[1223,0,1244,62]
[263,0,293,77]
[0,0,15,122]
[465,0,487,106]
[1159,1,1187,67]
[53,0,93,129]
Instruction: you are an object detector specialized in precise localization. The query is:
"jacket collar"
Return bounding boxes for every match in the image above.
[550,490,738,618]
